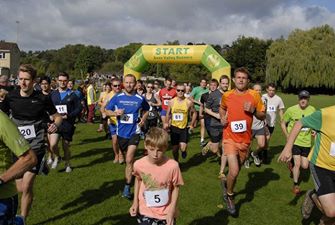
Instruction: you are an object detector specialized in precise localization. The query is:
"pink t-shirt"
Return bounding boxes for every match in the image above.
[133,156,184,220]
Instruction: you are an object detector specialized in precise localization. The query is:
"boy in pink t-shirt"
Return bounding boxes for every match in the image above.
[129,127,184,225]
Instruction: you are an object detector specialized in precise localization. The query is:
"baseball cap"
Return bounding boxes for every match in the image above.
[298,90,310,99]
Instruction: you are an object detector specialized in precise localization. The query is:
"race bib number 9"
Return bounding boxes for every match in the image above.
[56,105,68,114]
[163,100,170,106]
[267,105,276,112]
[144,189,169,208]
[18,125,36,139]
[231,120,247,133]
[120,114,134,124]
[172,113,183,121]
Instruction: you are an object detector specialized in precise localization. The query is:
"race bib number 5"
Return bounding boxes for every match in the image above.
[18,125,36,139]
[144,189,169,208]
[231,120,247,133]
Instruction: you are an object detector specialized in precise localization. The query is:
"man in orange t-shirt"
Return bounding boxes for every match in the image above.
[219,67,265,216]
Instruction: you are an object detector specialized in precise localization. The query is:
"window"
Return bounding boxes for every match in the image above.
[0,52,5,59]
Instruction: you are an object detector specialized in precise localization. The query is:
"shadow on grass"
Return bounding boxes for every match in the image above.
[74,148,113,169]
[91,213,137,225]
[180,152,206,172]
[33,180,124,225]
[189,209,229,225]
[77,135,107,145]
[235,168,280,213]
[72,147,112,160]
[265,145,285,164]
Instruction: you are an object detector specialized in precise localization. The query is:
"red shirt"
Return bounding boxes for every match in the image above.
[159,88,177,111]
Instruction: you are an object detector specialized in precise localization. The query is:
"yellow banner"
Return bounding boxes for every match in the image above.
[142,45,207,64]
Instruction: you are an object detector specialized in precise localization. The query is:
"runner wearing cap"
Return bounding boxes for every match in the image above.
[281,90,315,195]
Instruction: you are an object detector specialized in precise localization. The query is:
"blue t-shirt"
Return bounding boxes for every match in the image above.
[106,92,150,139]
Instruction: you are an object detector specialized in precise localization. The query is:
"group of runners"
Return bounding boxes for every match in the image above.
[0,64,334,225]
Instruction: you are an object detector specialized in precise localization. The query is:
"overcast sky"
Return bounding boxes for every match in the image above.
[1,0,335,51]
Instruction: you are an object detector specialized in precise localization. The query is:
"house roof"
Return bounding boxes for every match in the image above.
[0,41,20,51]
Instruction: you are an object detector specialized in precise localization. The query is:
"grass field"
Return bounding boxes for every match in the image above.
[27,93,335,225]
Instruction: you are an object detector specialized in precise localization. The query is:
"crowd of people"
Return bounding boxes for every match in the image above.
[0,64,334,225]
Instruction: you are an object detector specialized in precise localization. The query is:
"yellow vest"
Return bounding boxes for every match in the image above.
[171,98,189,129]
[107,91,117,125]
[87,85,96,105]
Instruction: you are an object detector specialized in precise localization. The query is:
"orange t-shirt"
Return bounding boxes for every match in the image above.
[220,89,265,144]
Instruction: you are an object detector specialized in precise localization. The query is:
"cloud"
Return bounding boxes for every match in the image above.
[0,0,334,51]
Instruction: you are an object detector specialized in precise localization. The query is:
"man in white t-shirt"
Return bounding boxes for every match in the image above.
[261,83,285,163]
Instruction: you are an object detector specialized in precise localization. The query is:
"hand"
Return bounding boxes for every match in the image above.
[166,210,175,225]
[138,119,145,127]
[47,123,58,133]
[243,101,255,114]
[62,114,68,119]
[163,123,169,130]
[278,146,292,163]
[129,203,138,217]
[115,109,124,116]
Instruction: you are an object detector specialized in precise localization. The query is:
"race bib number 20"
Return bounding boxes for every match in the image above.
[18,125,36,139]
[231,120,247,133]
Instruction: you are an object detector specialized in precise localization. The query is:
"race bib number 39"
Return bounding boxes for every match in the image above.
[144,189,169,208]
[18,125,36,139]
[231,120,247,133]
[56,105,68,114]
[172,113,183,121]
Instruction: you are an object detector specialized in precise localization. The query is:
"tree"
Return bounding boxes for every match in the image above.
[266,24,335,92]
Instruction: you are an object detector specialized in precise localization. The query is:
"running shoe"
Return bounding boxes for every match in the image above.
[220,176,228,202]
[122,185,132,200]
[65,166,72,173]
[51,157,59,169]
[47,158,53,165]
[251,152,261,166]
[301,190,315,219]
[218,172,227,180]
[292,185,301,195]
[201,143,210,156]
[181,150,187,159]
[200,140,207,147]
[244,159,250,169]
[226,194,237,217]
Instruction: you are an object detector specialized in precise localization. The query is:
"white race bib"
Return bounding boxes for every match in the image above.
[330,142,335,157]
[172,113,184,121]
[267,105,276,112]
[120,114,134,124]
[163,100,170,106]
[231,120,247,133]
[56,105,68,114]
[301,127,310,132]
[144,189,169,208]
[18,125,36,139]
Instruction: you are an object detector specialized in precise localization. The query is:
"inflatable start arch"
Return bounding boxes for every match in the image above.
[124,45,231,82]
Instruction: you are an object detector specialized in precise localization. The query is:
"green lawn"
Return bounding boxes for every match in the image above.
[27,93,335,225]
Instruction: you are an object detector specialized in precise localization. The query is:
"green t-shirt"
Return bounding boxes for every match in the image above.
[302,106,335,170]
[0,111,30,199]
[190,86,209,111]
[283,104,316,147]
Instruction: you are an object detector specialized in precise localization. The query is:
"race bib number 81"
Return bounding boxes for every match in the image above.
[18,125,36,139]
[231,120,247,133]
[144,189,169,208]
[172,113,183,121]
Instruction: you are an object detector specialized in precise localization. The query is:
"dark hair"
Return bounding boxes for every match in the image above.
[40,76,51,84]
[165,78,172,82]
[234,67,250,79]
[266,83,276,89]
[210,78,219,86]
[219,75,230,83]
[19,64,37,80]
[124,74,136,82]
[58,72,69,79]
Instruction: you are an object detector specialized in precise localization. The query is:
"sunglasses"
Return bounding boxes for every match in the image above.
[176,89,185,92]
[113,84,121,87]
[147,86,153,88]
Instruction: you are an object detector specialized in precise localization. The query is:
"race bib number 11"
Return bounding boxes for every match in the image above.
[144,189,169,208]
[56,105,68,114]
[231,120,247,133]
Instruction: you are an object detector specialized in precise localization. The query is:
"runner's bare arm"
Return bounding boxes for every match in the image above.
[0,149,37,183]
[166,185,180,225]
[278,121,303,163]
[48,112,63,133]
[129,176,140,217]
